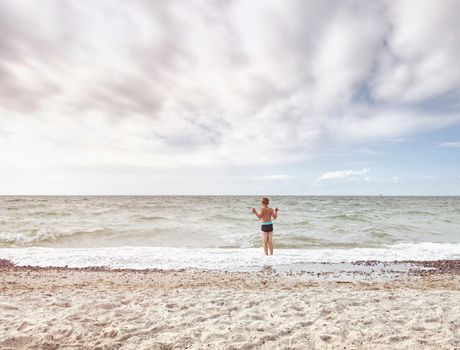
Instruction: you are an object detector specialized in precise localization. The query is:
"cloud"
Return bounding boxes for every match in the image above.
[0,0,459,169]
[316,168,371,183]
[436,141,460,148]
[253,174,295,180]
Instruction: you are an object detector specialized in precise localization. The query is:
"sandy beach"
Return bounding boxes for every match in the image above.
[0,260,459,350]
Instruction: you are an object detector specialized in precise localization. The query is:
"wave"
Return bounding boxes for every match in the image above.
[407,211,436,216]
[203,214,241,222]
[327,213,370,222]
[0,227,110,246]
[363,227,395,239]
[389,224,418,232]
[30,211,72,217]
[0,242,459,270]
[292,220,312,226]
[137,215,165,221]
[3,198,28,203]
[279,235,365,249]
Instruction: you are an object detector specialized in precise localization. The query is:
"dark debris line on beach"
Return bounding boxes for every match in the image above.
[352,259,460,276]
[1,258,460,276]
[0,259,185,274]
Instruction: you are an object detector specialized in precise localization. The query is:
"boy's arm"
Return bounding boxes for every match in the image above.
[252,208,262,219]
[272,208,278,219]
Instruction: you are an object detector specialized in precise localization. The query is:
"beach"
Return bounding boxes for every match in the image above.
[1,260,459,350]
[1,196,459,349]
[1,0,460,346]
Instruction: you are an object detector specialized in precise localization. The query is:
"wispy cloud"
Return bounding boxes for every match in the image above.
[315,168,371,183]
[0,0,460,196]
[253,174,295,180]
[436,141,460,148]
[0,0,459,171]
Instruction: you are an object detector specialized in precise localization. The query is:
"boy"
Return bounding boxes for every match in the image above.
[252,197,278,255]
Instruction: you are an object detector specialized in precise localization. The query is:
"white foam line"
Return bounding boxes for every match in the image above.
[0,242,459,270]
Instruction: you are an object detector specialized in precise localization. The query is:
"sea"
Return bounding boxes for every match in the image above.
[0,196,459,270]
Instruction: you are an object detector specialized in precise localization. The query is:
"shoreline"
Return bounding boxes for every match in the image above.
[1,259,459,349]
[1,258,459,280]
[2,244,459,272]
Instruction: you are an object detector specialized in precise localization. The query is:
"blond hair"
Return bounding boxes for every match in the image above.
[261,197,269,205]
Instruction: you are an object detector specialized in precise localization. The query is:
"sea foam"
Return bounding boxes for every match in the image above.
[1,242,459,270]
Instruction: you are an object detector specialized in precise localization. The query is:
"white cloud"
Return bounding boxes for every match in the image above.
[373,0,460,102]
[316,168,371,183]
[0,0,459,172]
[254,174,295,180]
[436,141,460,148]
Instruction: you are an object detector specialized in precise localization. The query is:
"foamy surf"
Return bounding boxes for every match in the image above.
[1,242,459,271]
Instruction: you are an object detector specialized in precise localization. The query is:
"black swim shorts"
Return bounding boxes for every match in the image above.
[261,224,273,232]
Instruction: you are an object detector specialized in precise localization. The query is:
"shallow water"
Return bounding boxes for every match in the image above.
[1,196,459,269]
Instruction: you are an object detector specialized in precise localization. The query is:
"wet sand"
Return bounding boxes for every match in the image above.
[0,259,459,349]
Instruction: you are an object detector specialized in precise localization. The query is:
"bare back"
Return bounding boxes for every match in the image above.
[260,207,274,221]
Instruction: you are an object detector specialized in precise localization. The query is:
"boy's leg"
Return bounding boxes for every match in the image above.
[268,232,273,255]
[262,232,269,255]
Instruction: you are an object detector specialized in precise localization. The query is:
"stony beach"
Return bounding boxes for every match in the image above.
[0,259,459,349]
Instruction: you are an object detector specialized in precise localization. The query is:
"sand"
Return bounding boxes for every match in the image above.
[0,260,459,350]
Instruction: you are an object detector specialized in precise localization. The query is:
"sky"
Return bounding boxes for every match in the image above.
[0,0,459,195]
